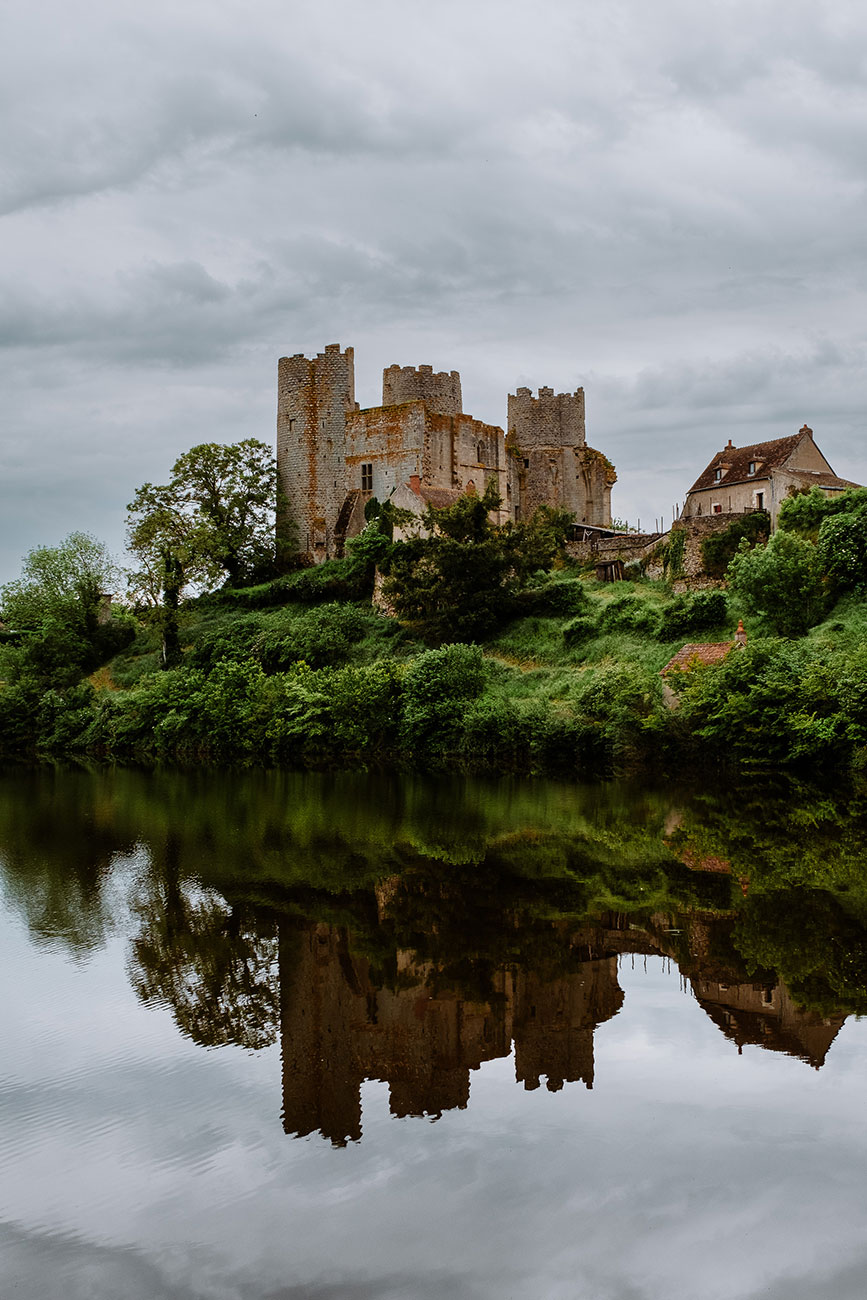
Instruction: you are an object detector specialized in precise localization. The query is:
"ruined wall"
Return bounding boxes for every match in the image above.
[277,344,355,563]
[344,401,427,504]
[382,364,462,416]
[507,385,614,525]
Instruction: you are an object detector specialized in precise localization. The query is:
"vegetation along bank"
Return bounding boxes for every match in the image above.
[3,438,867,780]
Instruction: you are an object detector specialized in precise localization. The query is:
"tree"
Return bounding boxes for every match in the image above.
[0,531,118,636]
[126,439,278,667]
[170,440,278,586]
[380,485,572,642]
[127,481,215,667]
[726,531,826,637]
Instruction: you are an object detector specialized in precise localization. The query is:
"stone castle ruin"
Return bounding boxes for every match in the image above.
[277,343,616,562]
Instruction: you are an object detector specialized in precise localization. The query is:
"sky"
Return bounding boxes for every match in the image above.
[2,0,866,583]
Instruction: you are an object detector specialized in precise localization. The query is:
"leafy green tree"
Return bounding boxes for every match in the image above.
[127,481,215,667]
[726,531,826,637]
[0,532,117,636]
[126,438,277,666]
[170,439,277,585]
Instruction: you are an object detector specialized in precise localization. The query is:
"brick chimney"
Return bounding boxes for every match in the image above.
[799,424,813,439]
[735,619,747,648]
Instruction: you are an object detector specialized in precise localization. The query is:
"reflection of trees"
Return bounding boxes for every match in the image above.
[0,768,133,955]
[128,835,280,1050]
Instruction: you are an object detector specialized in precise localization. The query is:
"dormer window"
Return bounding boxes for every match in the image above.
[714,468,722,482]
[748,461,757,475]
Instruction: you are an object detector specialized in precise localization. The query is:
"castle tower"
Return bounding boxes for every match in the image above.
[507,385,614,526]
[277,344,356,563]
[382,364,463,416]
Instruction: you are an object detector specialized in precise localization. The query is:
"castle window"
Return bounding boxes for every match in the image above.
[523,458,530,469]
[288,418,296,432]
[361,463,373,492]
[477,442,485,464]
[712,503,722,514]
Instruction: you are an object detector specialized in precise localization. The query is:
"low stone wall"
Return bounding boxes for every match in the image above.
[568,513,757,587]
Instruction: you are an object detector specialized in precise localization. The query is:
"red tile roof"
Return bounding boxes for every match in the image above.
[661,642,734,675]
[686,431,814,494]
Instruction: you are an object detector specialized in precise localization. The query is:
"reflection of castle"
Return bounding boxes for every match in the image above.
[278,912,847,1145]
[279,922,622,1145]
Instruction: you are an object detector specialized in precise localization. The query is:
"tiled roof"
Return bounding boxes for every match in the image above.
[686,432,807,494]
[418,487,465,509]
[784,469,861,491]
[661,642,734,675]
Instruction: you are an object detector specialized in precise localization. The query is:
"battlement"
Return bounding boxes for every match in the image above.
[382,364,462,416]
[507,384,585,448]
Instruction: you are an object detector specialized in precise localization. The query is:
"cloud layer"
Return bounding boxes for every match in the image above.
[2,0,866,577]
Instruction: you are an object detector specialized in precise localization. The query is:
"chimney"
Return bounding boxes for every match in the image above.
[735,619,747,648]
[799,424,813,439]
[726,439,734,449]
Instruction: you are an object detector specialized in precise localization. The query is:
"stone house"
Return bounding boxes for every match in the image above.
[277,344,616,562]
[681,425,860,528]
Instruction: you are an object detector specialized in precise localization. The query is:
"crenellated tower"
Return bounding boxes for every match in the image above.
[277,344,356,563]
[507,384,614,525]
[382,364,462,416]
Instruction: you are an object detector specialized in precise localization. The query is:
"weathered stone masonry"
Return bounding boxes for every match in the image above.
[277,345,616,562]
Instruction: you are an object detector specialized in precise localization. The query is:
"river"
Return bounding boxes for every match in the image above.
[2,765,866,1299]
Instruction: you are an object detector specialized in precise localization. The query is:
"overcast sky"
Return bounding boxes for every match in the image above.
[2,0,866,582]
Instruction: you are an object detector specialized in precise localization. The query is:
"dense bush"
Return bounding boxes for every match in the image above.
[815,513,867,594]
[401,643,486,754]
[563,614,599,648]
[726,532,826,637]
[657,590,729,641]
[598,593,660,636]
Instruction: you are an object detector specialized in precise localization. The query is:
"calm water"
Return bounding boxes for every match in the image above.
[2,766,867,1300]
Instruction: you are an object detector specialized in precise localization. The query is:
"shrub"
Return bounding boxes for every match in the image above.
[401,643,486,754]
[658,591,729,641]
[598,593,660,636]
[563,615,598,648]
[815,513,867,594]
[726,532,826,637]
[523,579,590,616]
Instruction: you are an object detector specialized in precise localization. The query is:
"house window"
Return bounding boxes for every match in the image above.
[755,492,764,510]
[748,461,756,475]
[712,503,722,514]
[361,463,373,491]
[762,986,775,1007]
[714,468,722,482]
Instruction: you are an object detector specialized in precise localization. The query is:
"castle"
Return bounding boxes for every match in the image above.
[277,343,616,561]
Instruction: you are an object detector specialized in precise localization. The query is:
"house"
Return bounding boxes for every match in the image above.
[681,425,860,528]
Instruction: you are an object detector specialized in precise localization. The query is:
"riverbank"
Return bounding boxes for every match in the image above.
[3,567,867,778]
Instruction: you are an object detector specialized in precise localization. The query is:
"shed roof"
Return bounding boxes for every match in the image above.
[661,642,734,675]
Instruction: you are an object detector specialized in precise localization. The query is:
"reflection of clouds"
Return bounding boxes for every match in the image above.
[4,927,867,1300]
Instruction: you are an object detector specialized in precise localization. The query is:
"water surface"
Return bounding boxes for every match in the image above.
[2,767,866,1299]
